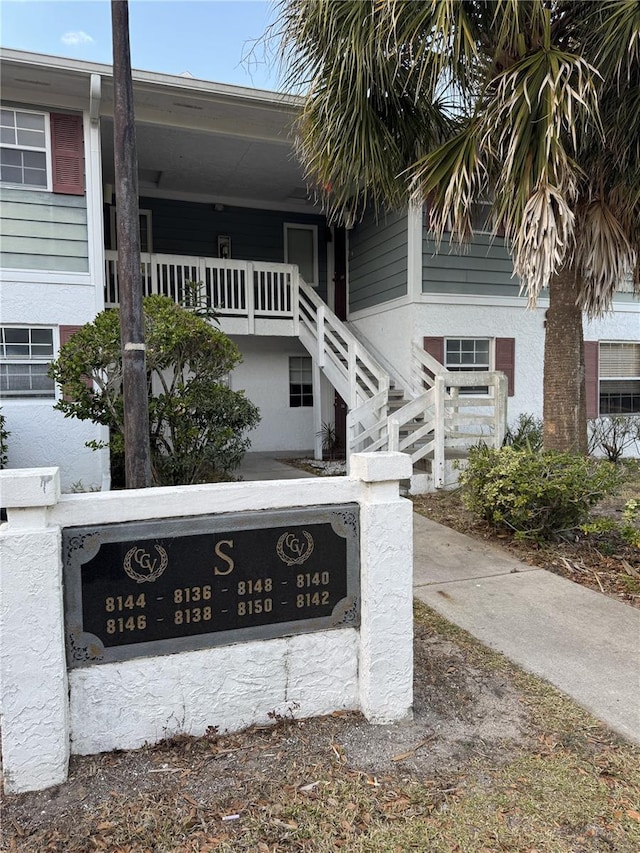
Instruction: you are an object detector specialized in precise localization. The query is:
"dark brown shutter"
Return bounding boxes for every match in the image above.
[584,341,599,419]
[50,113,84,195]
[423,336,444,364]
[423,336,444,384]
[59,325,92,395]
[59,325,83,347]
[495,337,515,396]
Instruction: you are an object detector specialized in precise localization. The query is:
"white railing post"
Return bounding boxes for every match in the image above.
[150,254,158,297]
[312,359,323,460]
[292,269,300,337]
[316,304,326,368]
[348,347,357,409]
[246,263,255,335]
[494,373,508,447]
[433,375,446,489]
[388,417,400,452]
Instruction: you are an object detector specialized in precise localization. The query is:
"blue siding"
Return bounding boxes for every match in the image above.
[348,209,408,312]
[422,229,520,297]
[0,188,88,273]
[115,198,330,300]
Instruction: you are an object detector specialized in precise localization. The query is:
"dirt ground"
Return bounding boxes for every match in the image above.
[1,616,529,851]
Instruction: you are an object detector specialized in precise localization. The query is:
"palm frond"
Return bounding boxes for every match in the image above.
[575,200,637,316]
[512,182,575,307]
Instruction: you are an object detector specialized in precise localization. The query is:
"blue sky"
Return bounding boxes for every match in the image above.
[1,0,282,90]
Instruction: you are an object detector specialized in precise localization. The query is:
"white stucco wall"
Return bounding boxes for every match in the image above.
[70,630,359,754]
[231,336,315,452]
[0,273,105,491]
[0,454,414,793]
[351,296,639,425]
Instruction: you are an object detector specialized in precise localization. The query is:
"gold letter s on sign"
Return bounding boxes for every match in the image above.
[213,539,234,575]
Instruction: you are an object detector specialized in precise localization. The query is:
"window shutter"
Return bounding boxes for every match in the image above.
[423,336,444,364]
[495,337,515,396]
[59,325,83,347]
[423,336,444,383]
[59,325,92,394]
[50,113,84,195]
[584,341,599,418]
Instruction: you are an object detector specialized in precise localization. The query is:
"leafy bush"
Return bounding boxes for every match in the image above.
[49,296,260,486]
[587,415,640,462]
[503,413,543,452]
[460,445,622,540]
[580,514,640,549]
[0,409,9,469]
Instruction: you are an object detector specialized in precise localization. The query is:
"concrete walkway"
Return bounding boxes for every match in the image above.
[237,452,316,481]
[413,513,640,745]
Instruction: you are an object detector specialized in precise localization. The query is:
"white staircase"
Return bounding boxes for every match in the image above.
[296,284,508,490]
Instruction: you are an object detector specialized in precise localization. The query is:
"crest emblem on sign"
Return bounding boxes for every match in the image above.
[123,544,169,583]
[276,531,314,566]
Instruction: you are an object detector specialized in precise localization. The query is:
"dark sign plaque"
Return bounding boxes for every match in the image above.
[63,505,359,667]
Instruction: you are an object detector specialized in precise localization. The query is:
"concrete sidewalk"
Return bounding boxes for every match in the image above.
[413,512,640,744]
[237,452,316,481]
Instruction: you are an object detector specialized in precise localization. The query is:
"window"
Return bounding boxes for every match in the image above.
[0,108,50,189]
[0,327,55,398]
[110,208,153,253]
[445,338,490,393]
[289,356,313,407]
[599,342,640,414]
[284,224,318,287]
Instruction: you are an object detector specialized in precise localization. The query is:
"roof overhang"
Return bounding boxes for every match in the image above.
[0,48,316,211]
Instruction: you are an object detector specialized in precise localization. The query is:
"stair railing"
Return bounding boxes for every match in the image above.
[388,371,507,488]
[297,282,390,455]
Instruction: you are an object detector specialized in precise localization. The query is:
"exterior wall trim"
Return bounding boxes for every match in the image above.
[348,293,413,321]
[407,202,423,301]
[0,269,92,285]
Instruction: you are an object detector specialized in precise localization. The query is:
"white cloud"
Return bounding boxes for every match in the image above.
[61,31,94,46]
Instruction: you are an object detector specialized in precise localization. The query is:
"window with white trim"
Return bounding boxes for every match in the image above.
[0,108,50,189]
[0,327,55,398]
[284,224,318,287]
[599,342,640,414]
[289,356,313,407]
[445,338,490,393]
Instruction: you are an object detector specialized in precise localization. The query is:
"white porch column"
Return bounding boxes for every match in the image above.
[350,452,413,723]
[312,358,323,459]
[0,468,69,793]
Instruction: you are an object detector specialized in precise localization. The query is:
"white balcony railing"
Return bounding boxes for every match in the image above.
[104,252,298,330]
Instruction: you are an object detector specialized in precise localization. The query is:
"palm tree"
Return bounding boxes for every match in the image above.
[276,0,639,452]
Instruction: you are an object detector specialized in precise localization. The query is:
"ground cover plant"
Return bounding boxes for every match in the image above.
[2,603,639,852]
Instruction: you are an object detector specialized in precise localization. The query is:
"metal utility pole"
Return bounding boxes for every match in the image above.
[111,0,152,488]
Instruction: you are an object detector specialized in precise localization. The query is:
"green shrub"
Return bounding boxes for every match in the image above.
[49,296,260,486]
[503,413,543,452]
[0,409,9,469]
[460,445,623,540]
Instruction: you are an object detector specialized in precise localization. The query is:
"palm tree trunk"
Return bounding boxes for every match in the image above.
[543,266,588,454]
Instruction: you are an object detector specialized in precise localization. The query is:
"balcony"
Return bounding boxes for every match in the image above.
[104,251,300,336]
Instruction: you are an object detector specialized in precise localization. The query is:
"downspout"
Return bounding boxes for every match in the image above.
[86,72,111,490]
